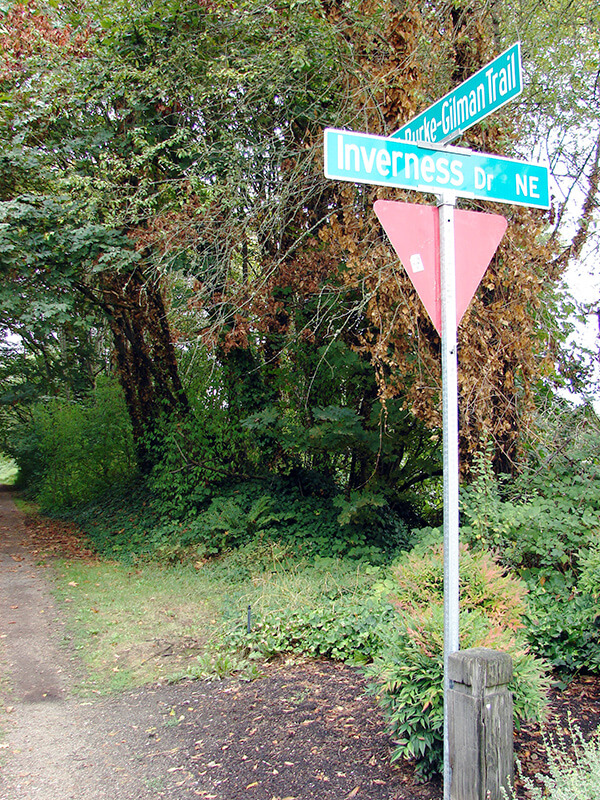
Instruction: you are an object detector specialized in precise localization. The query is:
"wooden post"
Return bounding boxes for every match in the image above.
[448,648,514,800]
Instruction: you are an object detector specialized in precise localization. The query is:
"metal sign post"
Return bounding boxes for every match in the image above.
[323,41,549,800]
[438,193,460,799]
[374,195,507,798]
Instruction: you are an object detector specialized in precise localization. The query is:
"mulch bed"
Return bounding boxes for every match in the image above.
[17,500,600,799]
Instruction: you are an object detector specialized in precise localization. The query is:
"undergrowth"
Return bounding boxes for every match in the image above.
[52,470,551,780]
[65,476,413,564]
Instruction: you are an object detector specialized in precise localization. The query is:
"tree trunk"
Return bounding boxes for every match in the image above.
[99,267,189,472]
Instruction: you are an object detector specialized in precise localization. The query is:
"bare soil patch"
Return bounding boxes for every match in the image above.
[1,486,599,800]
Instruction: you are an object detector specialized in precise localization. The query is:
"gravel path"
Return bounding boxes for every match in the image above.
[0,488,179,800]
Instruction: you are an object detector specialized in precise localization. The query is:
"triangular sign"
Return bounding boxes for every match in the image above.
[374,200,507,336]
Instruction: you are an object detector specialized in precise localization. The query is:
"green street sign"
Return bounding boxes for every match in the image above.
[392,43,522,145]
[324,128,549,209]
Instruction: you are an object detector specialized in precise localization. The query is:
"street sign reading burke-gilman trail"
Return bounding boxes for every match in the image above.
[392,43,522,145]
[324,127,549,209]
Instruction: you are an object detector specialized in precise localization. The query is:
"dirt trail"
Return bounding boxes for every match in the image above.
[0,488,427,800]
[0,487,170,799]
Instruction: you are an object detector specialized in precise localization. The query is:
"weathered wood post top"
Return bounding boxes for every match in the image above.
[448,647,514,800]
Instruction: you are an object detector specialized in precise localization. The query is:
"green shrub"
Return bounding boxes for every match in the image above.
[460,449,600,594]
[388,540,528,630]
[145,413,237,520]
[366,605,548,779]
[0,453,18,484]
[580,545,600,599]
[221,553,395,663]
[72,469,414,564]
[69,482,161,558]
[524,589,600,673]
[365,542,548,778]
[456,446,600,674]
[229,593,396,664]
[13,377,136,508]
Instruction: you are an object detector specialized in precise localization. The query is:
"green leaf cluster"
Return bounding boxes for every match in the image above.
[66,472,414,564]
[458,410,600,673]
[3,376,136,505]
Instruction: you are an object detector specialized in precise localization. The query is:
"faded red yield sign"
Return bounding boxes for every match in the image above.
[374,200,507,335]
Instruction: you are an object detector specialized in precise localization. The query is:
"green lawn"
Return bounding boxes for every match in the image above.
[51,547,377,693]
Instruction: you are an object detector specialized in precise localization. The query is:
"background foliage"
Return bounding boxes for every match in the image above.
[3,0,598,496]
[1,0,600,781]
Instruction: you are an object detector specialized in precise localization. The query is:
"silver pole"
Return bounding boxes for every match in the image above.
[438,192,460,800]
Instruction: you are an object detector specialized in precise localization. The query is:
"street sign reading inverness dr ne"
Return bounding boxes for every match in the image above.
[324,128,549,209]
[392,43,522,145]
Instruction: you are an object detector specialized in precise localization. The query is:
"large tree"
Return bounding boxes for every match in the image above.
[1,3,196,468]
[2,0,595,491]
[312,0,574,473]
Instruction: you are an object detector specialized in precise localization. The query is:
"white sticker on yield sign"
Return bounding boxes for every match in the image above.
[410,254,425,273]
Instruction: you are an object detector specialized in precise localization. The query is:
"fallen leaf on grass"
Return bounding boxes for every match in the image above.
[346,787,360,798]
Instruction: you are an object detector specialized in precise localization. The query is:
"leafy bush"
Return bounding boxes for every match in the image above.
[365,542,548,778]
[145,412,237,520]
[580,545,600,599]
[0,453,18,484]
[365,606,547,778]
[228,592,396,664]
[457,443,600,674]
[70,471,414,563]
[68,482,162,558]
[524,589,600,673]
[388,540,527,630]
[460,448,600,588]
[8,377,136,508]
